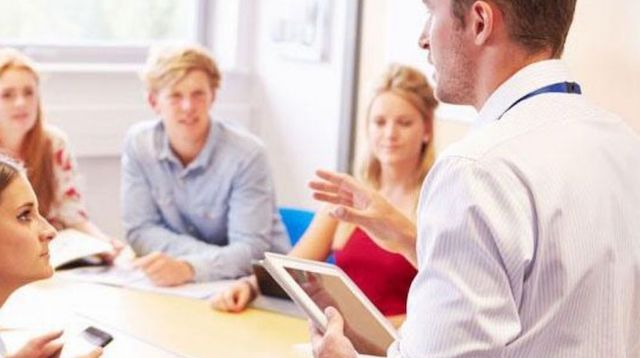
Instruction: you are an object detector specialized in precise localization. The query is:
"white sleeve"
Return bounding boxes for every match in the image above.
[390,155,535,357]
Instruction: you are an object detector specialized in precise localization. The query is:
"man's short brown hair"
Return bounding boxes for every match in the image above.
[451,0,577,58]
[141,44,221,92]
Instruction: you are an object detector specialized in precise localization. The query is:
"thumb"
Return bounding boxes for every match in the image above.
[90,346,104,357]
[29,330,64,347]
[330,206,366,226]
[324,306,344,334]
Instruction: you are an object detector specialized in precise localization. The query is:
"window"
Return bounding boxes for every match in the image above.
[0,0,208,64]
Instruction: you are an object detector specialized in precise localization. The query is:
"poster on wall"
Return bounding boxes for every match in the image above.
[270,0,332,62]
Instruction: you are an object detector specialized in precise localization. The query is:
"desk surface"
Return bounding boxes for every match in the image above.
[0,276,311,357]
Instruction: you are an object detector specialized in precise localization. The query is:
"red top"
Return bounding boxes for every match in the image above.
[334,227,417,316]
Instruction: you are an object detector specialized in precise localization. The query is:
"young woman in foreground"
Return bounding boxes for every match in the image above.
[0,156,101,358]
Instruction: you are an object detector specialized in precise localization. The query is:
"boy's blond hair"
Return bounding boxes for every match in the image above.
[141,44,221,92]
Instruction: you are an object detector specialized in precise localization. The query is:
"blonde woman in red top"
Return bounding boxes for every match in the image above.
[211,64,438,325]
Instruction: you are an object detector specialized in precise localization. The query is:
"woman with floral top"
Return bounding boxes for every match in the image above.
[0,48,121,259]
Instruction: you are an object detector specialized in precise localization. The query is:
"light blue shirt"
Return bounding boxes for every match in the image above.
[388,61,640,357]
[121,118,291,282]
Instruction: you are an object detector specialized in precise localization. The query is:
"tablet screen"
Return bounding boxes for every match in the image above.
[285,267,394,355]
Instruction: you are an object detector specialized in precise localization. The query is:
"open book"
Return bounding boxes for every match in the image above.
[49,229,113,270]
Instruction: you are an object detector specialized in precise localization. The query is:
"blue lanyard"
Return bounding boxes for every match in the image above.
[501,81,582,119]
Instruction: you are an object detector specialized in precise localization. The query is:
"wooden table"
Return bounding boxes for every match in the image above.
[0,276,312,357]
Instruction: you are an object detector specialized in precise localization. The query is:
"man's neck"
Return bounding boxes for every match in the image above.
[472,47,554,110]
[0,282,18,308]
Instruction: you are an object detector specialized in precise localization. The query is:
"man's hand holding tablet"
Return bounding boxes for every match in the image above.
[263,253,396,356]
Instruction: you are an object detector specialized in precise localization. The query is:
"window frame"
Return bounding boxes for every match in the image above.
[3,0,211,65]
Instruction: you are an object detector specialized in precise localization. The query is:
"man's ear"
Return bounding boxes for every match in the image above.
[147,91,159,113]
[469,1,496,46]
[423,115,433,144]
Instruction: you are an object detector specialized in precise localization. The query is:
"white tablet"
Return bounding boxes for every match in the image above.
[263,252,398,356]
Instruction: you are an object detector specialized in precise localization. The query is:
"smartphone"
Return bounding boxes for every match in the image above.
[58,326,113,358]
[81,326,113,347]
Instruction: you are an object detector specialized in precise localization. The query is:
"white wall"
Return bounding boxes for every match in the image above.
[251,0,352,210]
[563,0,640,131]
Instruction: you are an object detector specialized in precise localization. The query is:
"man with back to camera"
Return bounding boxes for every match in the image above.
[121,45,290,286]
[309,0,640,356]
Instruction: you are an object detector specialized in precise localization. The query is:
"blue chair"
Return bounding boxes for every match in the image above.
[279,207,314,246]
[278,206,335,263]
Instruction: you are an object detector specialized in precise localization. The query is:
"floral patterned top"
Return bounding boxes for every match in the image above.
[45,126,89,229]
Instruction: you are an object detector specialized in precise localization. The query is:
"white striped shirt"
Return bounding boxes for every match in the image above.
[388,60,640,357]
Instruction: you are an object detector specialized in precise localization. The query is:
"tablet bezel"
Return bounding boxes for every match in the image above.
[263,252,398,342]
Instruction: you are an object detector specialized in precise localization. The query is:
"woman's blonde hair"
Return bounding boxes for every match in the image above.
[333,65,439,244]
[359,63,438,191]
[141,44,221,93]
[0,48,54,216]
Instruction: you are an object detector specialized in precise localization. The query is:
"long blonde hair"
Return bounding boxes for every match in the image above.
[334,64,439,244]
[0,48,54,216]
[360,63,438,192]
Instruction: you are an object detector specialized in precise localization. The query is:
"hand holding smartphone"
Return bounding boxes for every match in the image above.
[57,326,112,358]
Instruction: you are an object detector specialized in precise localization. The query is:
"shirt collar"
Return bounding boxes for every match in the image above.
[476,59,574,127]
[156,117,220,171]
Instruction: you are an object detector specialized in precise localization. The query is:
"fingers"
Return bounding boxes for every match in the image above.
[133,252,163,269]
[315,169,346,184]
[308,319,324,351]
[138,257,166,284]
[28,330,64,348]
[309,307,344,342]
[134,253,193,287]
[312,193,347,206]
[209,293,227,311]
[143,257,168,277]
[327,206,369,228]
[234,285,251,311]
[218,289,239,311]
[211,279,255,313]
[310,170,351,198]
[309,307,352,358]
[110,239,126,257]
[111,238,125,250]
[95,238,126,265]
[311,171,365,210]
[134,252,166,278]
[21,331,64,358]
[81,346,104,358]
[308,180,340,193]
[226,284,250,312]
[40,340,64,357]
[133,253,173,286]
[315,170,362,192]
[324,306,344,335]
